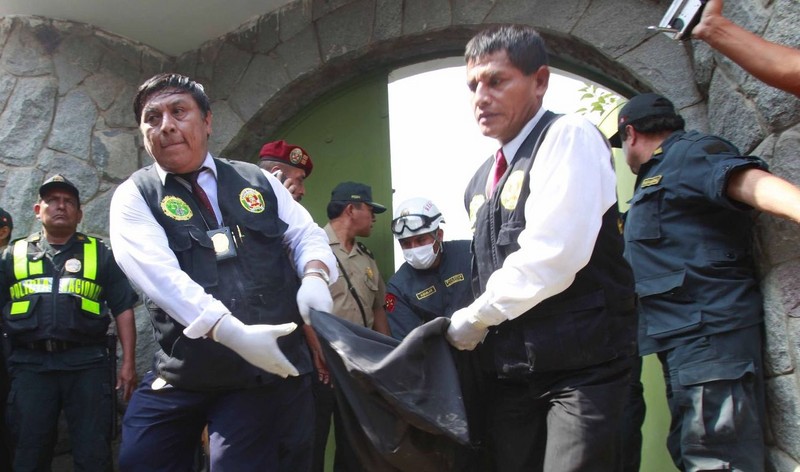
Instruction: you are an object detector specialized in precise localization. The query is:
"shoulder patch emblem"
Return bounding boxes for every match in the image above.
[239,188,266,213]
[500,170,525,211]
[366,266,374,280]
[444,273,465,287]
[161,196,193,221]
[416,286,436,300]
[384,293,396,313]
[640,175,662,188]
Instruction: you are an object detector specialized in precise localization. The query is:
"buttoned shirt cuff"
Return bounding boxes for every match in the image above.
[182,300,231,339]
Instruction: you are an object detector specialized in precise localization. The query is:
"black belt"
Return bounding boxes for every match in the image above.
[18,339,102,353]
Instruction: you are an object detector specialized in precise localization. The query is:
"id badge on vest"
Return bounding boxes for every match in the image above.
[208,226,237,261]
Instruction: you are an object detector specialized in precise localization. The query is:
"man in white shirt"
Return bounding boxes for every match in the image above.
[110,73,337,471]
[448,25,637,472]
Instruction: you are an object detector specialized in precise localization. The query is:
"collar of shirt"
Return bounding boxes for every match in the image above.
[501,107,547,164]
[154,152,218,185]
[323,223,362,257]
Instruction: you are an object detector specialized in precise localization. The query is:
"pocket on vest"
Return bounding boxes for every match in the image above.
[2,296,40,335]
[167,225,218,288]
[520,290,618,371]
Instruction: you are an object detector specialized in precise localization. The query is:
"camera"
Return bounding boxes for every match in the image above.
[648,0,707,41]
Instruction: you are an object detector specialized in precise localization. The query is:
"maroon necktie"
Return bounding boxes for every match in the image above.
[490,148,508,196]
[180,169,218,228]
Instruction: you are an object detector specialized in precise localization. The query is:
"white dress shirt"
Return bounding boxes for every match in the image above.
[472,110,618,326]
[109,153,337,338]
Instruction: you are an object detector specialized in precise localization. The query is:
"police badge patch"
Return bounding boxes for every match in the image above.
[239,188,266,213]
[289,147,305,165]
[65,258,82,273]
[161,196,193,221]
[500,170,525,211]
[468,194,486,230]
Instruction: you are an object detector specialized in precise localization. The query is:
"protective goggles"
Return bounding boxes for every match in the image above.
[390,213,441,235]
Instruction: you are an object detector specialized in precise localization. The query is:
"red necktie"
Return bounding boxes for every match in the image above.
[180,168,219,228]
[490,148,508,196]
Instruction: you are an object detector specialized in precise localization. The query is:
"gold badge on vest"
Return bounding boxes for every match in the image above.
[500,170,525,211]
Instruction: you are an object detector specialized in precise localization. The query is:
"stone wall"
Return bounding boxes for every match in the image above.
[1,0,799,470]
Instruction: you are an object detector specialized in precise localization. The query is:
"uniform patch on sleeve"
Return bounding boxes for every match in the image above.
[384,293,396,313]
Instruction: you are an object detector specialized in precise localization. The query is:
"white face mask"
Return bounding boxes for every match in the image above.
[402,241,440,270]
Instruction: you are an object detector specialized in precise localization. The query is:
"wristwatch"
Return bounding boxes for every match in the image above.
[304,267,330,285]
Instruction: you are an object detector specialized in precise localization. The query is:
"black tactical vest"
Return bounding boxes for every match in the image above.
[132,158,310,390]
[463,113,637,378]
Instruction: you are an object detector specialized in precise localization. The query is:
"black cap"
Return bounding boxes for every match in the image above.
[330,181,387,213]
[608,93,680,147]
[0,207,12,230]
[39,174,80,202]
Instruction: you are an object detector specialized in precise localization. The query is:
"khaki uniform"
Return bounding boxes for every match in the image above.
[324,224,385,328]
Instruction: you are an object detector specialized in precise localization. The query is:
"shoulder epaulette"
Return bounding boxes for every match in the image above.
[356,242,375,259]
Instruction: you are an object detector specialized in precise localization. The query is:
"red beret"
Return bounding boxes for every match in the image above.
[258,140,313,177]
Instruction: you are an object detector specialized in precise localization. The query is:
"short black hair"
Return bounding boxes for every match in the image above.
[327,201,365,220]
[327,201,348,220]
[619,115,686,142]
[465,24,548,75]
[133,73,211,124]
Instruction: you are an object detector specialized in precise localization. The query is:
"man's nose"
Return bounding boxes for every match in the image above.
[473,83,490,107]
[160,113,177,133]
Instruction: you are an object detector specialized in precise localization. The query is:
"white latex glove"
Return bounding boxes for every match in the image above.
[446,307,490,351]
[211,314,299,378]
[296,275,333,325]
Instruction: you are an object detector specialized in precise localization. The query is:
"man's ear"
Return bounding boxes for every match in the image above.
[625,125,637,145]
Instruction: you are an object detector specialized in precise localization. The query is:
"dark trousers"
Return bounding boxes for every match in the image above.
[119,371,313,472]
[0,340,12,471]
[311,376,363,472]
[486,355,633,472]
[6,364,113,472]
[619,356,645,472]
[658,326,765,472]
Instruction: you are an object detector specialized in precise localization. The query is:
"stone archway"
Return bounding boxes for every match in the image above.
[182,0,706,160]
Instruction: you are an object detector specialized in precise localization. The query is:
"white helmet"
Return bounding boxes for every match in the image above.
[391,197,444,239]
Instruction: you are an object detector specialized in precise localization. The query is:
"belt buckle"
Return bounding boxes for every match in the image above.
[43,339,57,352]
